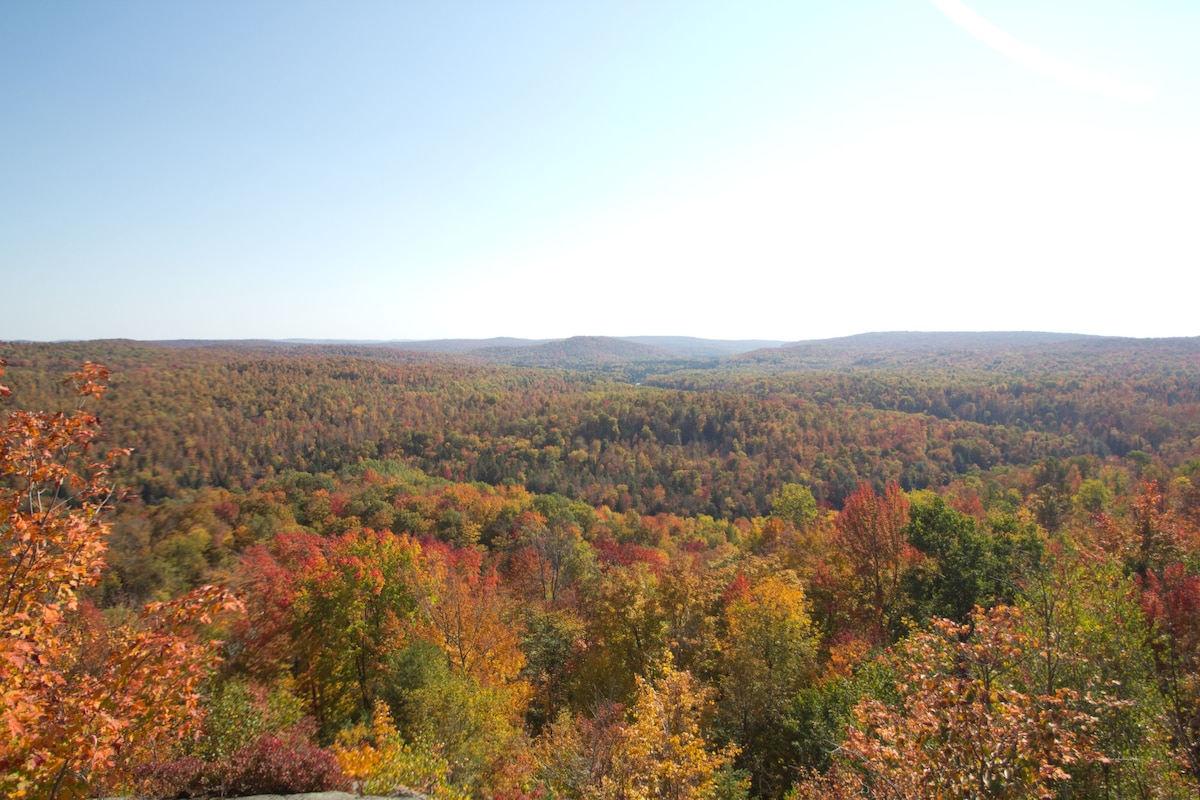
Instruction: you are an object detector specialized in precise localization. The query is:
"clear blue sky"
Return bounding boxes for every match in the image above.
[2,1,1198,341]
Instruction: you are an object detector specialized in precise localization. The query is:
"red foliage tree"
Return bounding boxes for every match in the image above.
[834,481,912,642]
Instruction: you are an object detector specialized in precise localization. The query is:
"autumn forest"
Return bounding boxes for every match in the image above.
[5,333,1200,799]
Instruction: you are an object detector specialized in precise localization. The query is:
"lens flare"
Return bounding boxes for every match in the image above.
[930,0,1155,103]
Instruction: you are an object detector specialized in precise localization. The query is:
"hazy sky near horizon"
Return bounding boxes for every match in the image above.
[3,1,1198,342]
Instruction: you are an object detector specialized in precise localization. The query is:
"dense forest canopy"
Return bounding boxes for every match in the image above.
[4,333,1200,799]
[4,335,1198,510]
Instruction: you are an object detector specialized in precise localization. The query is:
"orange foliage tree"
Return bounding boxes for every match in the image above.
[415,540,526,686]
[0,360,240,799]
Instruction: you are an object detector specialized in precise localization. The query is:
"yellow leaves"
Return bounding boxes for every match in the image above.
[722,572,818,698]
[607,655,738,800]
[334,701,396,786]
[827,635,871,679]
[543,649,726,797]
[728,574,811,633]
[334,700,469,800]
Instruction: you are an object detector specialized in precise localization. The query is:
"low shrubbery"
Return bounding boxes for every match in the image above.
[134,729,349,797]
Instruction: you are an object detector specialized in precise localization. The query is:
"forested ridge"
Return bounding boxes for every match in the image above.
[5,335,1200,799]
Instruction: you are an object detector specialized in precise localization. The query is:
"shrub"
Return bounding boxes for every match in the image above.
[223,731,350,795]
[132,757,211,799]
[132,730,348,797]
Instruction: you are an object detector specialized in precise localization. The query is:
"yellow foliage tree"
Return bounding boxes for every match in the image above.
[606,655,739,800]
[334,700,469,800]
[720,573,818,796]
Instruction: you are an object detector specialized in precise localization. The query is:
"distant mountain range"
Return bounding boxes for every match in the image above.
[120,331,1200,373]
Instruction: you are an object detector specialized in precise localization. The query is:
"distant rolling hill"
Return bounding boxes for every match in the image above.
[70,331,1200,375]
[620,336,786,358]
[470,336,678,368]
[733,331,1200,372]
[375,335,782,359]
[384,337,555,353]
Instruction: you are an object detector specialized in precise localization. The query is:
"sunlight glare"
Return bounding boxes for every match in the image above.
[930,0,1155,103]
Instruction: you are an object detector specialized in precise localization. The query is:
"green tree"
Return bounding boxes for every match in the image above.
[294,528,420,732]
[901,496,1040,624]
[771,483,818,529]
